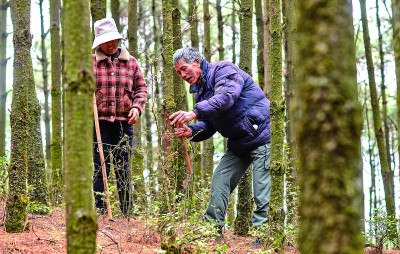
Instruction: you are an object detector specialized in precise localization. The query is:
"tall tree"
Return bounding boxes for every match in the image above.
[376,0,391,172]
[63,0,97,251]
[360,0,396,234]
[27,0,49,211]
[296,1,364,253]
[283,0,298,227]
[392,0,400,186]
[5,0,30,233]
[39,0,51,167]
[0,0,8,157]
[267,0,285,251]
[255,0,264,89]
[202,0,214,188]
[50,0,63,206]
[90,0,106,32]
[234,0,253,237]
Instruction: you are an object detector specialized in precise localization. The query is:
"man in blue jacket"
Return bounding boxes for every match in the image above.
[169,47,271,235]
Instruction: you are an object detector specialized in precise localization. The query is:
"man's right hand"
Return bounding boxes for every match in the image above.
[174,124,192,138]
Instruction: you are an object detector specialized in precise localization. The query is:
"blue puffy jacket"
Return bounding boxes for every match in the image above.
[188,60,270,156]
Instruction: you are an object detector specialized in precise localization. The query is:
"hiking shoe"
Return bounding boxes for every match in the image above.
[96,207,106,215]
[252,238,263,247]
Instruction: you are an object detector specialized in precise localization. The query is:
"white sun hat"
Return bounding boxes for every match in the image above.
[92,18,124,49]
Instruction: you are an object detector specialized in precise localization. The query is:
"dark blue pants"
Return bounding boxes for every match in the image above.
[93,120,134,215]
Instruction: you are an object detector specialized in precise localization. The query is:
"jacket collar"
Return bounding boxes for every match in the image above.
[95,46,130,62]
[189,59,210,94]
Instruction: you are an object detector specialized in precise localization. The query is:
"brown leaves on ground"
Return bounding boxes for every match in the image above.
[0,205,399,253]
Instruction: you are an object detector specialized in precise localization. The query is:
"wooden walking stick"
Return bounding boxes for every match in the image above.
[93,94,113,219]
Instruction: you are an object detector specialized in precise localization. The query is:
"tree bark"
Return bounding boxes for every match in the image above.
[50,0,63,206]
[63,0,97,251]
[255,0,264,89]
[0,0,8,157]
[5,0,30,233]
[297,1,364,253]
[234,0,253,237]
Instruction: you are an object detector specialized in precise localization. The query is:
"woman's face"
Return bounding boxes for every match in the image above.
[99,39,120,55]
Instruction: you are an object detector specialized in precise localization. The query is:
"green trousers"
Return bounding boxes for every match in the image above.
[204,143,271,226]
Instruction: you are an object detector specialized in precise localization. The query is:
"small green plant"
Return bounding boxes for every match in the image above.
[364,208,399,252]
[0,153,9,196]
[27,201,51,215]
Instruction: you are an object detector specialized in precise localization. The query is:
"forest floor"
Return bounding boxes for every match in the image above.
[0,204,400,253]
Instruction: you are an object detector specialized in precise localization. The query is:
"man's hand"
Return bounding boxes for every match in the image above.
[128,108,140,125]
[169,110,197,126]
[174,124,192,138]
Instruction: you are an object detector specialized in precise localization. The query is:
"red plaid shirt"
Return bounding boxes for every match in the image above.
[92,47,147,122]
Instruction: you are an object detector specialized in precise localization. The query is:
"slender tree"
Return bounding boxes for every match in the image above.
[39,0,51,167]
[90,0,106,33]
[283,0,298,228]
[267,0,285,251]
[262,0,270,96]
[50,0,63,206]
[5,0,30,233]
[231,1,237,64]
[63,0,97,251]
[360,0,396,234]
[392,0,400,187]
[188,0,199,48]
[297,1,364,253]
[27,0,49,211]
[234,0,253,237]
[202,0,214,189]
[255,0,264,89]
[0,0,9,157]
[216,0,224,60]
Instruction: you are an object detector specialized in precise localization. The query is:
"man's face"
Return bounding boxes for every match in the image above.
[99,39,119,55]
[174,58,202,85]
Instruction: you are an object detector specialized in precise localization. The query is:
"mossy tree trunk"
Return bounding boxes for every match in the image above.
[296,1,364,253]
[283,0,298,229]
[202,0,214,190]
[90,0,106,38]
[359,0,396,238]
[39,0,51,169]
[5,0,30,233]
[63,0,97,251]
[27,0,49,212]
[267,0,285,251]
[188,0,199,48]
[0,0,9,157]
[255,0,264,89]
[231,1,237,64]
[234,0,253,237]
[50,0,63,206]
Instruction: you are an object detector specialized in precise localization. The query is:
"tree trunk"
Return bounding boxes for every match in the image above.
[202,0,214,190]
[39,0,51,170]
[262,0,270,97]
[188,0,199,48]
[63,0,97,251]
[216,0,224,60]
[392,0,400,195]
[5,0,30,233]
[283,0,298,229]
[255,0,264,89]
[27,0,49,213]
[90,0,106,37]
[0,0,8,157]
[234,0,253,237]
[268,0,285,251]
[231,1,237,64]
[50,0,63,206]
[359,0,396,234]
[297,1,364,253]
[111,0,121,31]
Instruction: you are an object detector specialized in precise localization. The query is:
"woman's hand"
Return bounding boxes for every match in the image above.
[128,108,140,125]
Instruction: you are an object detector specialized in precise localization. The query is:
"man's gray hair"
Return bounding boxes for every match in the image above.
[173,47,203,65]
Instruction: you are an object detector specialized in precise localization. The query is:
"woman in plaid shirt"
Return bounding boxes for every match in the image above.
[91,18,147,216]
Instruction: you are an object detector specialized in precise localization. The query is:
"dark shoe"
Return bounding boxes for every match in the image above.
[96,207,106,215]
[252,238,263,247]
